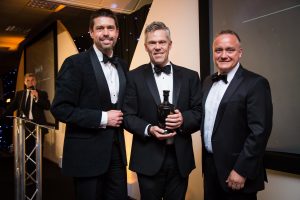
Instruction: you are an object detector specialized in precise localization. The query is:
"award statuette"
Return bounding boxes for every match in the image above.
[157,90,175,134]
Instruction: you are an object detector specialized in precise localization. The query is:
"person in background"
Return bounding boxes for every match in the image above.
[4,73,50,125]
[201,30,273,200]
[51,8,128,200]
[3,72,50,186]
[123,21,202,200]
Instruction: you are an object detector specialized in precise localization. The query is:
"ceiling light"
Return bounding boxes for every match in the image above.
[27,0,60,11]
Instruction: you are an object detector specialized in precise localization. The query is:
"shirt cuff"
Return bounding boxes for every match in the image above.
[100,111,108,128]
[144,124,151,136]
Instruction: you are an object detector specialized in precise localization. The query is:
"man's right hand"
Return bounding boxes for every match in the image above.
[148,125,176,140]
[107,110,123,127]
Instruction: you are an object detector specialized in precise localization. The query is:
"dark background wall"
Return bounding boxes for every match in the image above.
[211,0,300,155]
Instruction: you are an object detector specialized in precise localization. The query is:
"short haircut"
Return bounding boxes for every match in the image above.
[144,21,171,41]
[216,29,241,42]
[24,73,36,79]
[89,8,119,30]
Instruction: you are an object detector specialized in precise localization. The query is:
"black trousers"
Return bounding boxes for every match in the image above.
[203,153,257,200]
[73,142,127,200]
[137,145,188,200]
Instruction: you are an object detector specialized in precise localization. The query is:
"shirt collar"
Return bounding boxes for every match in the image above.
[218,62,239,84]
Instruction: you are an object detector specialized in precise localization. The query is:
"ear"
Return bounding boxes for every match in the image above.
[89,28,93,38]
[144,43,148,52]
[169,40,173,50]
[239,48,243,58]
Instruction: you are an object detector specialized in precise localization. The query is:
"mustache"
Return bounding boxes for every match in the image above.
[100,37,114,41]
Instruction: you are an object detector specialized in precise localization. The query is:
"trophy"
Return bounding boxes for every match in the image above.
[157,90,175,134]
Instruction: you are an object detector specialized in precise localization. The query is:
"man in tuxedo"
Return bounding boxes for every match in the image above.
[3,72,50,187]
[51,8,128,200]
[201,30,273,200]
[123,21,202,200]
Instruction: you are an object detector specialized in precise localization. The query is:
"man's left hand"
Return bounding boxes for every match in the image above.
[165,109,183,130]
[226,169,246,190]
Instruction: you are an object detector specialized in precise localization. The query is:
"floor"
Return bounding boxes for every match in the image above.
[0,150,75,200]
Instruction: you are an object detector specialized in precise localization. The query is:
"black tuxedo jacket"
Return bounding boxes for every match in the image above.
[201,66,273,193]
[5,89,50,125]
[123,63,202,177]
[51,47,128,177]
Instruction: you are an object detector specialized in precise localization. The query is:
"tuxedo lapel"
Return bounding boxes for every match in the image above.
[21,90,27,112]
[145,64,161,105]
[213,67,244,133]
[202,79,214,109]
[115,59,126,109]
[89,48,111,105]
[172,64,182,106]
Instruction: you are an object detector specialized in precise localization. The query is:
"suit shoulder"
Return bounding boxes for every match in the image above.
[37,89,48,95]
[128,64,149,74]
[173,64,199,74]
[243,68,269,82]
[65,51,89,63]
[173,65,200,80]
[241,68,271,92]
[58,51,90,77]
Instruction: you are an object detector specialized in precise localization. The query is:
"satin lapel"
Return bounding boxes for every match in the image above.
[213,67,244,133]
[202,78,214,109]
[145,64,161,105]
[172,65,182,106]
[89,48,111,104]
[20,90,26,111]
[115,59,126,109]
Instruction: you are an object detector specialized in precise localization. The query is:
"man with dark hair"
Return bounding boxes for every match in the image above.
[201,30,273,200]
[123,21,202,200]
[51,8,128,200]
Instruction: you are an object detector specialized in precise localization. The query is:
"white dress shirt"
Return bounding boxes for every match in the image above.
[204,63,240,153]
[153,63,173,104]
[144,62,173,139]
[93,45,119,127]
[25,89,34,120]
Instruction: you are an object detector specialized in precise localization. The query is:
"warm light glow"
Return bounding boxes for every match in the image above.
[6,98,11,103]
[54,5,66,12]
[0,36,25,51]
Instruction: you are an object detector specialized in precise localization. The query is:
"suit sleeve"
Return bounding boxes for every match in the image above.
[50,57,102,129]
[34,90,50,110]
[234,77,273,179]
[180,71,202,134]
[123,72,150,139]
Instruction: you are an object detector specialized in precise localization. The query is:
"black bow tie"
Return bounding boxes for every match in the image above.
[102,54,117,66]
[154,65,171,75]
[211,73,228,84]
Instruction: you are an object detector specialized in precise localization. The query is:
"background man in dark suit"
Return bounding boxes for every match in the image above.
[4,73,50,125]
[123,21,202,200]
[3,72,50,187]
[51,9,128,200]
[201,30,273,200]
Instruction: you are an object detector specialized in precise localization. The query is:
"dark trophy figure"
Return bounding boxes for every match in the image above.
[157,90,175,134]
